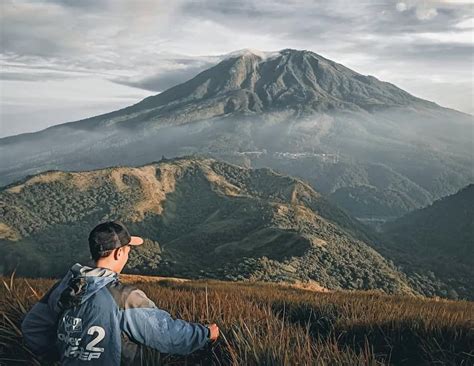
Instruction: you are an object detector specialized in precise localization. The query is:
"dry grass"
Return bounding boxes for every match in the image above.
[202,164,243,197]
[5,171,66,194]
[0,223,20,241]
[0,275,473,365]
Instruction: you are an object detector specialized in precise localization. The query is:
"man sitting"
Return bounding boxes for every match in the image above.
[21,221,219,365]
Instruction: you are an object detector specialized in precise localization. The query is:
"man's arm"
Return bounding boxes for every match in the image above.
[120,289,213,355]
[21,281,62,357]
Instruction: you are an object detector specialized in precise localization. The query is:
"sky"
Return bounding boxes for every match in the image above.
[0,0,473,137]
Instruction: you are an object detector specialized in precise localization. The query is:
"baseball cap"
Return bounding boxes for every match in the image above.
[88,221,143,257]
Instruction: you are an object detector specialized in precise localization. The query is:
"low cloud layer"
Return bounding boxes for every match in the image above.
[0,0,472,137]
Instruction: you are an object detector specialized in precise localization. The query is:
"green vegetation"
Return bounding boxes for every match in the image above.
[253,157,436,220]
[382,184,474,300]
[1,275,473,365]
[0,158,416,296]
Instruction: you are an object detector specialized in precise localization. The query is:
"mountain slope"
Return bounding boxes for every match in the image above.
[0,157,416,295]
[382,185,474,299]
[0,48,426,139]
[1,49,472,221]
[120,48,425,120]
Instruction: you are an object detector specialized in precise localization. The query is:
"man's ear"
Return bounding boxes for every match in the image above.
[113,248,120,261]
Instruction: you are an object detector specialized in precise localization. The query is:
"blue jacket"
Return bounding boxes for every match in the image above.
[21,264,210,365]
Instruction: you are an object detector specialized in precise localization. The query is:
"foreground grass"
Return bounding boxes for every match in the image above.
[0,275,473,365]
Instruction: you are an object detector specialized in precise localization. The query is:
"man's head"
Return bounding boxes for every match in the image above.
[88,221,143,273]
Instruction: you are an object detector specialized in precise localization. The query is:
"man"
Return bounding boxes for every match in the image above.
[21,221,219,365]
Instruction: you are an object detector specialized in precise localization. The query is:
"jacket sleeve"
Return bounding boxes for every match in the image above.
[21,281,62,356]
[120,289,210,355]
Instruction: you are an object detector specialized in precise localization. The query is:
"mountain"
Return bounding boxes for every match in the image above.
[381,184,474,299]
[1,49,472,221]
[115,48,427,117]
[0,156,418,295]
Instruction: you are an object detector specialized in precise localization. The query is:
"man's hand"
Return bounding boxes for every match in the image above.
[207,324,219,342]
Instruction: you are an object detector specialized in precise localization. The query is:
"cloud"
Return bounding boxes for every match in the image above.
[114,59,217,91]
[396,2,409,12]
[395,0,474,21]
[454,17,474,29]
[0,76,152,137]
[396,1,438,20]
[0,72,72,81]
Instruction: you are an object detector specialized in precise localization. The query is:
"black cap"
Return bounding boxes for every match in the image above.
[88,221,143,258]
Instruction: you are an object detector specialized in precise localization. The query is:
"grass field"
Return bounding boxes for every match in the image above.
[0,274,473,365]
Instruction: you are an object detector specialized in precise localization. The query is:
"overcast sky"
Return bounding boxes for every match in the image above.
[0,0,473,137]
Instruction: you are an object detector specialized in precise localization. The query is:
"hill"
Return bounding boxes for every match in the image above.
[1,49,472,221]
[382,184,474,300]
[0,156,417,296]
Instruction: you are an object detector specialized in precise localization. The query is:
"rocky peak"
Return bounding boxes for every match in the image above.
[131,48,420,117]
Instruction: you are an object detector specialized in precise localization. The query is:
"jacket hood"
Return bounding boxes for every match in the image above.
[56,263,118,311]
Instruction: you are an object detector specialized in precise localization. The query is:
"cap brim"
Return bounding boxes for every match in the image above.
[129,236,144,246]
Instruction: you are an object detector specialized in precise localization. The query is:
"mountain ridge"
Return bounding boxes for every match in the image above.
[380,184,473,299]
[0,156,418,296]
